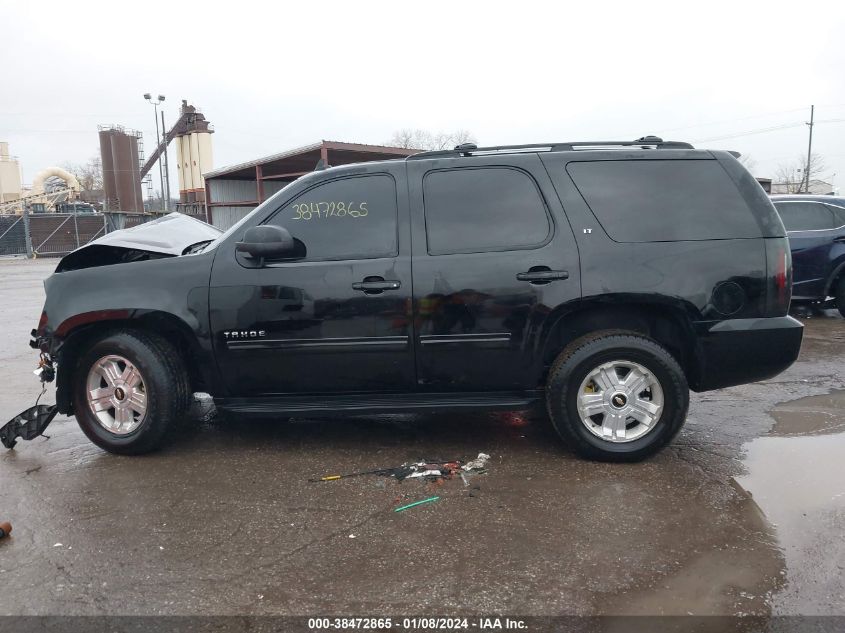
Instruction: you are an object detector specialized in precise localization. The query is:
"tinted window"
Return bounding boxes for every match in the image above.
[824,204,845,226]
[774,202,836,231]
[567,160,760,242]
[267,174,397,260]
[423,167,550,255]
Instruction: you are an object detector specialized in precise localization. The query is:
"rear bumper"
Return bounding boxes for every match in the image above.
[690,316,803,392]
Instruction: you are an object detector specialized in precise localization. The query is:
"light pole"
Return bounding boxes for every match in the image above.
[144,93,168,212]
[160,109,172,207]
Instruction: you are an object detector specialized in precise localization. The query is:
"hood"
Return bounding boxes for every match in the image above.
[89,212,221,255]
[55,213,222,273]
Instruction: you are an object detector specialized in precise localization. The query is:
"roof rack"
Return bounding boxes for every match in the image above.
[406,136,694,160]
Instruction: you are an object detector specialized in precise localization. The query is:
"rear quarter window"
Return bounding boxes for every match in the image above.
[825,204,845,227]
[567,159,761,242]
[774,201,836,231]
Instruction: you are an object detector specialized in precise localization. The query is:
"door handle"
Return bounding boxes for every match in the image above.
[352,277,401,294]
[516,269,569,284]
[833,236,845,243]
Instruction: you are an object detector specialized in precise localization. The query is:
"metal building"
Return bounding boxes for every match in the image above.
[203,141,417,230]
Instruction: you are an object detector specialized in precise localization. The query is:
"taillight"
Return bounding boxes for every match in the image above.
[765,238,792,316]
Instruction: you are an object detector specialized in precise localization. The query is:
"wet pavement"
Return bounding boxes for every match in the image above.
[0,257,843,618]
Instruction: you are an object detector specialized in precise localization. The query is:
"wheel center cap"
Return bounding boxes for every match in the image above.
[611,393,627,408]
[114,387,126,401]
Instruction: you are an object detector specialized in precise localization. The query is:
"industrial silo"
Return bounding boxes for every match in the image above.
[174,101,213,209]
[98,126,144,213]
[98,129,117,210]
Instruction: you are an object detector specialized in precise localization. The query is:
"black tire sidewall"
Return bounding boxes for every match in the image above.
[836,277,845,318]
[73,332,176,454]
[548,336,689,461]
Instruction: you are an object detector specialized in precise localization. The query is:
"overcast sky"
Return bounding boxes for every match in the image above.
[2,0,844,193]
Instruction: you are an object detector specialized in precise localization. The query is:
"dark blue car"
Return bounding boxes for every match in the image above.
[771,195,845,316]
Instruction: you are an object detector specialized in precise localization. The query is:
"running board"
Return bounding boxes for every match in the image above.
[216,392,540,417]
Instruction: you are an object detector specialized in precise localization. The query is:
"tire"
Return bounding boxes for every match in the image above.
[72,330,190,455]
[835,277,845,318]
[545,331,689,462]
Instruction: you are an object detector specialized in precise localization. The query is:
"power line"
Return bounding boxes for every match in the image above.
[657,106,810,134]
[693,118,845,143]
[692,122,806,143]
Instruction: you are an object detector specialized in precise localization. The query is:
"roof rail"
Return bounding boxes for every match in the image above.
[406,136,694,160]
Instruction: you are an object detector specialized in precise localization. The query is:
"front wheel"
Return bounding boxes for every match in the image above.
[72,330,190,454]
[545,332,689,462]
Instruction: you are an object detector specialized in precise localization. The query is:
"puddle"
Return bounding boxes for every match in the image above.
[768,390,845,436]
[736,391,845,615]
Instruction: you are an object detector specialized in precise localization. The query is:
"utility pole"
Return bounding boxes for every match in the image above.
[805,104,815,193]
[161,110,171,211]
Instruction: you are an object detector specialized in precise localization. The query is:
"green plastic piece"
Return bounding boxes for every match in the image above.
[394,496,440,512]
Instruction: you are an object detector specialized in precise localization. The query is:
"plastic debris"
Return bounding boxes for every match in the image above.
[310,456,490,484]
[394,496,440,513]
[463,453,491,471]
[0,522,10,540]
[405,469,445,479]
[1,405,59,449]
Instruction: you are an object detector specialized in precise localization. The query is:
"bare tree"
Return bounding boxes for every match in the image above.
[63,155,103,194]
[775,153,828,194]
[387,129,477,151]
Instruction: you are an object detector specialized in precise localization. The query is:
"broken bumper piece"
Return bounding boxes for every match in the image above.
[0,404,59,449]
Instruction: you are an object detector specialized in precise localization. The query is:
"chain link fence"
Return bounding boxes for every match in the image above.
[0,215,29,256]
[0,212,155,258]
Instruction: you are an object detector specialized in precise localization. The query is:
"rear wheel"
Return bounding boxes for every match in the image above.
[835,277,845,318]
[72,330,190,454]
[545,332,689,462]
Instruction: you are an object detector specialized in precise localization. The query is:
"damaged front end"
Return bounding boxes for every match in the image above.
[2,213,222,450]
[0,351,58,449]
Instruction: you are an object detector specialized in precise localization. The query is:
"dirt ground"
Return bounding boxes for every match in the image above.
[0,257,843,620]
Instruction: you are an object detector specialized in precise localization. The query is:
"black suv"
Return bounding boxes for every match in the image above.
[15,138,804,461]
[770,195,845,316]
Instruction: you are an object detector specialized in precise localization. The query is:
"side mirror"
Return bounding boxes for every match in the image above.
[236,225,295,262]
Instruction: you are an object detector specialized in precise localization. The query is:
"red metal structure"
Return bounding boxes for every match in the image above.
[203,141,418,229]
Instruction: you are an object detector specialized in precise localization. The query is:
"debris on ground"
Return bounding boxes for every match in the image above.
[0,404,59,449]
[394,496,440,513]
[309,454,491,484]
[463,452,490,471]
[0,522,10,540]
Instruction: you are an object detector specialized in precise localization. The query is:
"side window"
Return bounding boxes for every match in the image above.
[824,204,845,227]
[422,167,551,255]
[567,159,760,242]
[774,202,836,231]
[267,174,398,261]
